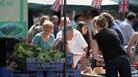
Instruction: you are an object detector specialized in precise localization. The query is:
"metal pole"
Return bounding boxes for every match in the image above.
[63,0,66,77]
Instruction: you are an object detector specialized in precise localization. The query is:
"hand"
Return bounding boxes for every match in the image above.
[82,52,86,57]
[89,49,93,53]
[128,52,135,64]
[79,57,85,64]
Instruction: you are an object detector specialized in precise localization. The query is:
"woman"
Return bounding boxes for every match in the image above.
[77,21,92,70]
[31,20,55,49]
[27,15,49,43]
[92,16,131,77]
[77,21,91,57]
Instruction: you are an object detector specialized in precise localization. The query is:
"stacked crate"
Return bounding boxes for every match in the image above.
[8,54,81,77]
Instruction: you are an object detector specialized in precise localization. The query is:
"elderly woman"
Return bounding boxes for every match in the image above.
[27,15,50,43]
[31,20,55,49]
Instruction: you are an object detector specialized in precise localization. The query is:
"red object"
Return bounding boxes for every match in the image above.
[51,0,63,12]
[91,0,102,9]
[119,0,129,13]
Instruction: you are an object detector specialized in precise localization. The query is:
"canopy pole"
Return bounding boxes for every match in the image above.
[63,0,67,77]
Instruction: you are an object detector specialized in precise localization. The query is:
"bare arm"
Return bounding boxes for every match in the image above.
[127,32,138,54]
[127,32,138,64]
[91,39,100,59]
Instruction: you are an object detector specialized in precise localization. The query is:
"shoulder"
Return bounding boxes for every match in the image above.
[56,31,62,39]
[50,33,55,39]
[57,31,62,35]
[35,32,42,36]
[74,29,81,35]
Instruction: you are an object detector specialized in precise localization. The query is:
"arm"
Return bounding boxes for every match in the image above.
[127,32,138,64]
[125,25,135,43]
[127,33,138,54]
[91,39,100,59]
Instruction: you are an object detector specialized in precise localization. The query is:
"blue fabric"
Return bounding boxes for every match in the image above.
[105,55,131,77]
[0,67,7,77]
[132,19,138,32]
[111,21,125,46]
[31,33,55,49]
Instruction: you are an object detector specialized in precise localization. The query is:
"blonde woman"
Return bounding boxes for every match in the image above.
[92,16,131,77]
[31,20,55,49]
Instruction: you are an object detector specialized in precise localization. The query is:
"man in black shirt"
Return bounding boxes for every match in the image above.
[91,16,131,77]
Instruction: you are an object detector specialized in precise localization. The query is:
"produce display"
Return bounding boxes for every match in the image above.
[7,43,65,70]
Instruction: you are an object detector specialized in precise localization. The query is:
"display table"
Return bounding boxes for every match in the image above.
[81,74,106,77]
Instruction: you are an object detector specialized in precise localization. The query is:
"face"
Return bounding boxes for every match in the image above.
[52,18,59,24]
[82,25,88,35]
[66,30,73,40]
[92,20,98,34]
[43,25,53,34]
[60,20,64,27]
[78,16,84,22]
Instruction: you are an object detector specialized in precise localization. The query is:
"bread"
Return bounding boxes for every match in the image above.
[93,67,103,74]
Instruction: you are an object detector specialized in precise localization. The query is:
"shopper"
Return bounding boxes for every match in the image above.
[91,16,131,77]
[31,20,55,49]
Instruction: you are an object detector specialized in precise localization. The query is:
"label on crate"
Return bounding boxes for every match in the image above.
[26,58,65,63]
[27,62,64,71]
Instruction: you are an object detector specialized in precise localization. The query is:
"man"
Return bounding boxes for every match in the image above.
[120,12,136,45]
[56,17,70,39]
[51,15,59,38]
[57,25,88,68]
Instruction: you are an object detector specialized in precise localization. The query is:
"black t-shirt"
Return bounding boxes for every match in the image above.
[93,28,127,61]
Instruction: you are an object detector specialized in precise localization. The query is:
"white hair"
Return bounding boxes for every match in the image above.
[60,17,70,24]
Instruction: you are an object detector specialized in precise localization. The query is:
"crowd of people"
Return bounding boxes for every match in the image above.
[23,11,138,77]
[0,11,138,77]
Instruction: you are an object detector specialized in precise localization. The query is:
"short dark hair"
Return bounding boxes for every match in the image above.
[77,21,87,33]
[74,14,83,22]
[127,12,136,20]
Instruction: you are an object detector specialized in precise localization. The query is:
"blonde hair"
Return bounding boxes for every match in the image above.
[42,20,54,28]
[96,16,108,28]
[100,12,114,28]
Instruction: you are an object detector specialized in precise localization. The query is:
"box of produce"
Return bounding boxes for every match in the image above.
[26,60,64,71]
[7,43,65,71]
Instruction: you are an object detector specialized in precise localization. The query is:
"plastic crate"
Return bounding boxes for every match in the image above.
[26,58,65,63]
[27,61,64,71]
[66,53,73,65]
[8,71,44,77]
[47,69,81,77]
